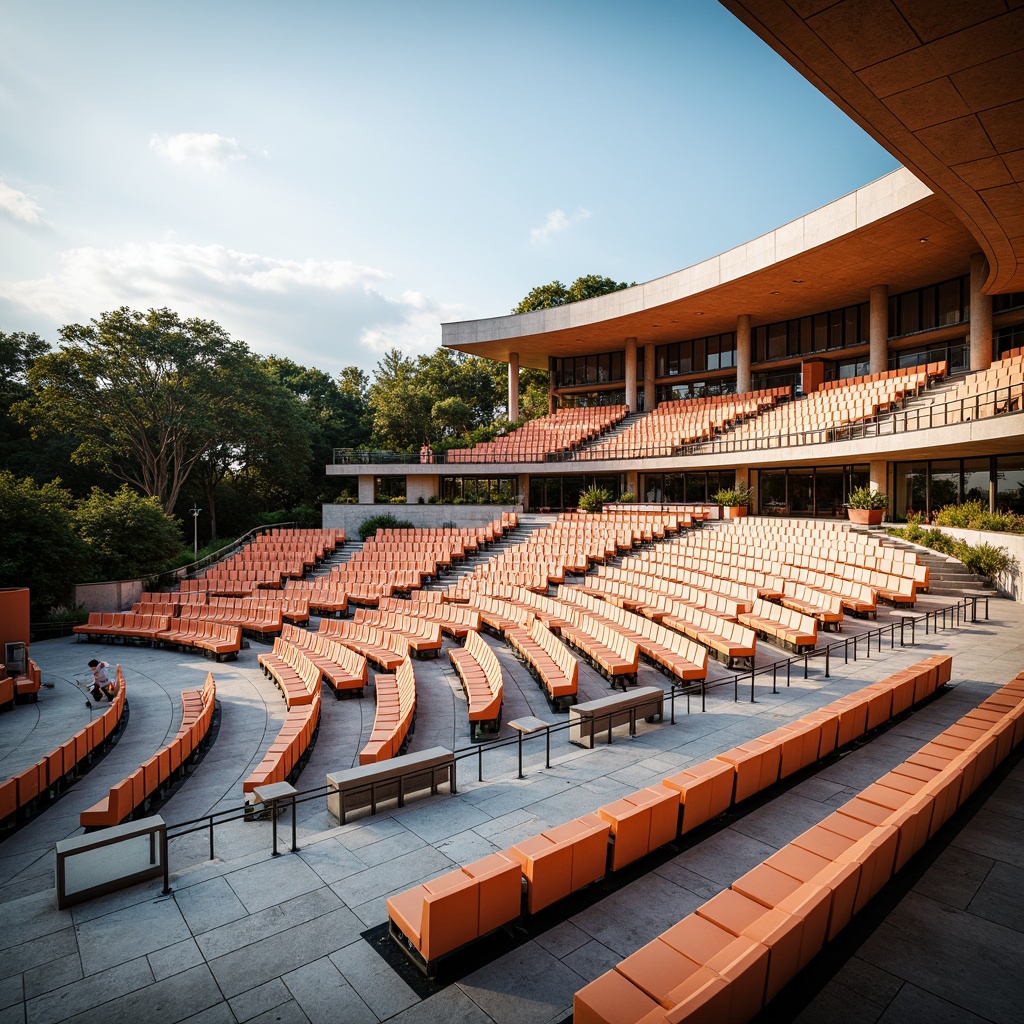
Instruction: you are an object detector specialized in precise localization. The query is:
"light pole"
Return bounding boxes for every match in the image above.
[190,505,202,557]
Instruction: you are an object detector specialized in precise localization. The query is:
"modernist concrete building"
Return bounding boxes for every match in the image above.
[329,2,1023,523]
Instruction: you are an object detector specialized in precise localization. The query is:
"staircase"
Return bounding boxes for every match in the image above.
[872,530,999,599]
[870,369,970,436]
[571,411,647,458]
[308,541,353,578]
[420,516,557,594]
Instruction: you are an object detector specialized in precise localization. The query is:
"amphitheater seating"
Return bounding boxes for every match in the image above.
[445,406,628,463]
[351,608,443,657]
[243,693,321,803]
[738,598,818,654]
[385,655,955,981]
[573,660,1024,1024]
[318,620,411,671]
[80,673,216,828]
[157,618,242,660]
[449,630,504,739]
[556,587,708,685]
[359,656,417,764]
[1,667,127,831]
[506,617,579,709]
[578,388,789,460]
[378,595,482,639]
[257,639,322,706]
[280,624,368,697]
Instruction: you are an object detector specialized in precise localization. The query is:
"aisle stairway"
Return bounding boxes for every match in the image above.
[570,410,648,459]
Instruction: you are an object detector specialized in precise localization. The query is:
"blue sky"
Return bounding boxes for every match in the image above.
[0,0,899,376]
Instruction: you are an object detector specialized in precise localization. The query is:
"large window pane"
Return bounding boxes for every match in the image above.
[930,459,960,509]
[963,458,991,505]
[996,455,1024,514]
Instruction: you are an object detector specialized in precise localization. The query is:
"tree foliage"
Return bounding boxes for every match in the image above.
[511,274,634,314]
[19,307,261,512]
[74,484,183,581]
[0,471,89,613]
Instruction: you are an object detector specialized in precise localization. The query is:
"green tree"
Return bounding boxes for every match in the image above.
[369,348,432,450]
[19,307,259,512]
[511,274,633,313]
[75,484,183,581]
[0,471,89,613]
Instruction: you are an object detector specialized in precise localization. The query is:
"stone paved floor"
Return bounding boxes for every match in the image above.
[1,593,1022,1023]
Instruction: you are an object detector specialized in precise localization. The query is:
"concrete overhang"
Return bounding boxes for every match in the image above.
[721,0,1024,296]
[442,169,980,370]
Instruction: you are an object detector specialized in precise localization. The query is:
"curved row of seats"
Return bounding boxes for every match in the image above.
[577,389,789,460]
[445,406,628,463]
[378,595,482,640]
[0,667,127,832]
[387,655,951,977]
[449,630,504,739]
[359,656,417,764]
[243,692,321,804]
[351,609,443,657]
[280,624,368,698]
[506,617,580,710]
[80,672,216,829]
[939,349,1023,419]
[318,620,410,671]
[575,662,1024,1024]
[257,639,322,706]
[556,587,708,686]
[73,612,242,660]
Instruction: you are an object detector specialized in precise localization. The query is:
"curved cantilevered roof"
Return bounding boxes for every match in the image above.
[442,168,980,370]
[721,0,1024,295]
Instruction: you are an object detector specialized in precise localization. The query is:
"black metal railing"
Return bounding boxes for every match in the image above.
[159,594,985,888]
[332,382,1022,467]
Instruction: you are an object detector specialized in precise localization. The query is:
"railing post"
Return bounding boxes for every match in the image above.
[772,664,777,694]
[291,794,298,853]
[271,799,279,857]
[803,653,808,678]
[701,678,706,713]
[209,818,214,861]
[478,745,483,783]
[825,645,830,678]
[750,668,756,703]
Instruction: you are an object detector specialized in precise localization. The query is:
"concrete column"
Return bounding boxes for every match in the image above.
[625,338,638,413]
[869,284,888,376]
[970,253,993,371]
[518,473,530,510]
[508,352,520,423]
[625,470,638,499]
[869,460,887,498]
[548,366,557,415]
[357,475,374,504]
[643,342,655,411]
[736,315,751,394]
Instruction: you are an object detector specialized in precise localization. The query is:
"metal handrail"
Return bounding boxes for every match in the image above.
[332,381,1022,467]
[159,594,984,883]
[169,521,298,579]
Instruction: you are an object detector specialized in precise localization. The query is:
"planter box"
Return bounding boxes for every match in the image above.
[723,506,748,519]
[847,508,884,526]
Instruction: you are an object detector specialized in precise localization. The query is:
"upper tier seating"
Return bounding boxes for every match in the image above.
[577,388,788,460]
[445,405,628,463]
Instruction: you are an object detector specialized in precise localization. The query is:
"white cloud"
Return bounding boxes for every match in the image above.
[149,132,246,171]
[530,206,591,244]
[0,180,41,223]
[0,241,462,372]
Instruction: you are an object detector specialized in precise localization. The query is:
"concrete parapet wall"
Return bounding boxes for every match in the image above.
[322,503,522,533]
[74,579,144,613]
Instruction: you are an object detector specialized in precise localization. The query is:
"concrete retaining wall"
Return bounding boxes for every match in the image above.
[322,503,522,534]
[74,579,145,613]
[931,526,1024,601]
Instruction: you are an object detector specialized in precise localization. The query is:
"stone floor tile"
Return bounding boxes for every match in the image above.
[225,856,327,915]
[173,876,249,935]
[388,983,492,1024]
[77,895,192,973]
[559,938,620,984]
[911,845,993,911]
[282,955,376,1024]
[148,938,206,982]
[330,938,420,1020]
[22,953,82,1001]
[875,981,992,1023]
[24,954,156,1024]
[533,921,590,960]
[966,861,1024,933]
[1,927,78,981]
[246,999,311,1024]
[229,978,292,1023]
[458,942,582,1024]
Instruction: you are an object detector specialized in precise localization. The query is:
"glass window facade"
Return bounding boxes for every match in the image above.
[528,474,624,510]
[888,276,969,338]
[751,465,869,516]
[752,303,868,362]
[655,334,736,380]
[893,455,1024,516]
[638,471,734,503]
[374,476,406,502]
[552,352,625,388]
[440,477,518,504]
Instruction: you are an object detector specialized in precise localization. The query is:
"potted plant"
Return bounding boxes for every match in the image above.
[578,485,612,514]
[712,484,753,519]
[846,485,888,525]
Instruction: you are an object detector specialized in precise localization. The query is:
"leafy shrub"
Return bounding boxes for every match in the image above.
[578,486,612,513]
[713,485,753,507]
[847,485,888,510]
[357,513,414,540]
[933,501,1024,534]
[618,491,636,503]
[958,542,1013,579]
[46,602,88,624]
